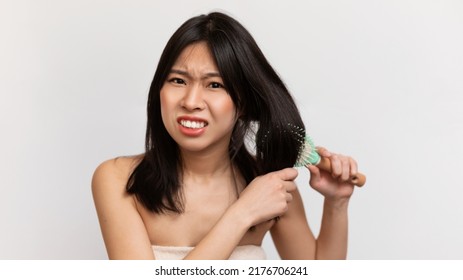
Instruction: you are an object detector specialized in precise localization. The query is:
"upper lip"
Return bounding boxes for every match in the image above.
[177,116,209,124]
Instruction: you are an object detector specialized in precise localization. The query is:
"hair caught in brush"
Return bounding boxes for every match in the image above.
[126,12,306,214]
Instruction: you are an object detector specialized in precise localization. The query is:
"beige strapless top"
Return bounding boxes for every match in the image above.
[152,245,266,260]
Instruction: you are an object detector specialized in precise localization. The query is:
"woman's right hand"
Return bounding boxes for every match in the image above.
[236,168,298,226]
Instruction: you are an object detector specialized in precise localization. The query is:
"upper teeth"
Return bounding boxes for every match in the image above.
[180,120,206,129]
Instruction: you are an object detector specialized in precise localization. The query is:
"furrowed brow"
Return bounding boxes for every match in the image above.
[203,72,222,78]
[169,69,190,77]
[169,69,222,79]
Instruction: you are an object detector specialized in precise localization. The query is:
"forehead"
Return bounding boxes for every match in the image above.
[172,42,219,72]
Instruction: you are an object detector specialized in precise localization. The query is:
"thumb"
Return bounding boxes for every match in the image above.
[275,167,298,181]
[306,165,321,184]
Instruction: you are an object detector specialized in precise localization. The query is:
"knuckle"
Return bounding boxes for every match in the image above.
[275,183,285,191]
[288,167,298,175]
[268,173,278,180]
[277,201,289,213]
[282,204,289,212]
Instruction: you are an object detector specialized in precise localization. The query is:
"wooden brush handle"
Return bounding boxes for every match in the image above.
[317,157,366,187]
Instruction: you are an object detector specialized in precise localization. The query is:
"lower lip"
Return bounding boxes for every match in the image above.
[178,124,207,137]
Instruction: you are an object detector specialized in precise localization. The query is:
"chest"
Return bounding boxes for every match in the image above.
[138,186,272,247]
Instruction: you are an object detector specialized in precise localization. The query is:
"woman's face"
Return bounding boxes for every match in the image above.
[160,42,237,154]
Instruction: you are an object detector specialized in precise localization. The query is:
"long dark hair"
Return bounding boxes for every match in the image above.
[127,12,305,213]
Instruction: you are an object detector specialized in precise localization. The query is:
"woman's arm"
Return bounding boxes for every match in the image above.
[92,158,298,260]
[92,158,155,259]
[271,148,357,260]
[314,198,349,259]
[270,188,317,259]
[185,168,299,259]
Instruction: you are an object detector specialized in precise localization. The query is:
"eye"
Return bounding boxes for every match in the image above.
[208,82,225,89]
[168,78,186,85]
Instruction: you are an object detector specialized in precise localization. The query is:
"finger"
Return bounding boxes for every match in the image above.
[284,181,297,192]
[275,167,298,181]
[340,156,350,181]
[306,164,321,183]
[285,192,293,203]
[349,157,358,177]
[306,164,319,174]
[316,146,332,157]
[330,154,342,178]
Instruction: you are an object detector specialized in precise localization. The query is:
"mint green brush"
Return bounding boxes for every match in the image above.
[289,124,366,187]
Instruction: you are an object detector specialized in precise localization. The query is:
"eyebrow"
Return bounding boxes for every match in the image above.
[169,69,222,79]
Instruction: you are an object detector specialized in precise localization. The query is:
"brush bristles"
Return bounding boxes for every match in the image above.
[287,124,321,167]
[295,135,321,167]
[260,123,321,168]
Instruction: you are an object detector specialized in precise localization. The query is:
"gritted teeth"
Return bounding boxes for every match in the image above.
[180,119,207,129]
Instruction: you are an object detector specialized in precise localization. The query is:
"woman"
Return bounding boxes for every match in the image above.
[92,12,359,260]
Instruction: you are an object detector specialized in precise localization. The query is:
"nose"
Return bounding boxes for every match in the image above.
[180,84,205,111]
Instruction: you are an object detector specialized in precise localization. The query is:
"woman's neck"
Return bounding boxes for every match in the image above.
[180,148,233,182]
[179,146,243,199]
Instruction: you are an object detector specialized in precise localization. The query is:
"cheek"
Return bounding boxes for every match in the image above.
[214,96,237,123]
[159,89,171,123]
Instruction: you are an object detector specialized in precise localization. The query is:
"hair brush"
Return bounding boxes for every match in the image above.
[288,124,366,187]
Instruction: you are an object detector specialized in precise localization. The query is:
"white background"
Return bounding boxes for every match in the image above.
[1,0,462,259]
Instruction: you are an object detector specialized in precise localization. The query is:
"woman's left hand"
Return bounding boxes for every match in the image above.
[306,147,357,201]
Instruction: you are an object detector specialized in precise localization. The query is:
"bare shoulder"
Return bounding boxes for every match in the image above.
[91,154,155,259]
[91,154,144,196]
